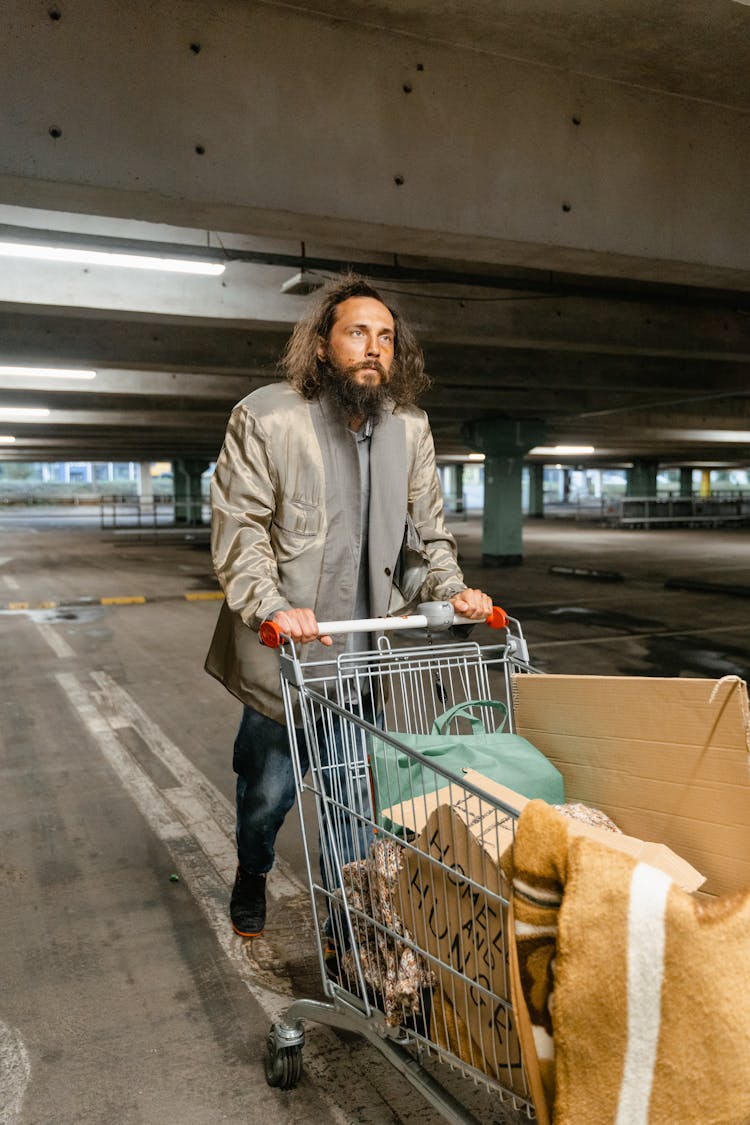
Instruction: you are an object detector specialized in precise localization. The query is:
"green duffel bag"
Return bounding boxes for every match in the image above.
[369,699,564,825]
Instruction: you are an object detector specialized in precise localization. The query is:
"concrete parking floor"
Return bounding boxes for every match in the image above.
[1,509,749,1124]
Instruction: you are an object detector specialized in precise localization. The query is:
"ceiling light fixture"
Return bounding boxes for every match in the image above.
[0,241,225,276]
[0,407,51,419]
[280,269,325,296]
[0,435,16,444]
[0,365,97,379]
[530,445,596,456]
[467,452,486,461]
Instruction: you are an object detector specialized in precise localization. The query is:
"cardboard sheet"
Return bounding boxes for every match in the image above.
[511,673,750,896]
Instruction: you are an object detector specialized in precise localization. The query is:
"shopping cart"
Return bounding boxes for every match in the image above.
[261,602,539,1123]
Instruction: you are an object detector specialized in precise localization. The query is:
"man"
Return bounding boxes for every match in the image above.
[205,273,492,938]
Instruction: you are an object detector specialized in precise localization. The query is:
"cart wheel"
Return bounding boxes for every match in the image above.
[265,1029,303,1089]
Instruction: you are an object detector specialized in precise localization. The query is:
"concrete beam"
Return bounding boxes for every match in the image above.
[0,410,230,428]
[1,273,748,362]
[0,367,264,398]
[1,0,749,289]
[0,309,288,371]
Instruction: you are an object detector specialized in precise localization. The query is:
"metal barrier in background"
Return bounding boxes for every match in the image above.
[99,495,210,530]
[603,494,750,528]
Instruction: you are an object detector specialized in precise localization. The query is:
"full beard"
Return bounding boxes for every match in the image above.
[320,360,392,424]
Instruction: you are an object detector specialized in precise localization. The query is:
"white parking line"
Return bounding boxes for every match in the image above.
[88,670,304,899]
[34,622,75,659]
[0,1021,31,1125]
[55,671,362,1125]
[530,621,750,649]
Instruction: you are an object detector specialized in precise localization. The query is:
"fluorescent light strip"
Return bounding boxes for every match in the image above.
[0,435,16,444]
[0,408,50,419]
[530,445,596,455]
[0,241,225,276]
[0,365,96,379]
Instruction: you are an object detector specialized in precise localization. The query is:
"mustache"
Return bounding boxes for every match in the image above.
[347,360,388,378]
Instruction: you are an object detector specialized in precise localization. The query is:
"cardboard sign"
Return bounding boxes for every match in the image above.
[395,800,527,1094]
[383,770,704,891]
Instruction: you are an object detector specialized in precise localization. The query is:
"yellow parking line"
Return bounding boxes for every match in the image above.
[2,591,224,611]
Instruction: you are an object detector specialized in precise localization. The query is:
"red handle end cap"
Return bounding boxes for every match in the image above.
[485,605,509,630]
[259,620,283,648]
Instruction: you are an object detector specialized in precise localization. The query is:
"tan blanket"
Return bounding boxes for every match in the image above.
[506,800,750,1124]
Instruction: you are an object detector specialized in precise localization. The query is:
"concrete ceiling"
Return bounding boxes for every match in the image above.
[281,0,750,109]
[1,0,749,468]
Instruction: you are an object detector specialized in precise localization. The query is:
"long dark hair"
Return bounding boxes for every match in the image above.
[280,273,430,406]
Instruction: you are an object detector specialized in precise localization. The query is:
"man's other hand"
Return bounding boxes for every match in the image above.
[449,589,493,621]
[271,608,333,646]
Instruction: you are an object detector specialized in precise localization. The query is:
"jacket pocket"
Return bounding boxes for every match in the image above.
[392,514,430,607]
[272,497,321,563]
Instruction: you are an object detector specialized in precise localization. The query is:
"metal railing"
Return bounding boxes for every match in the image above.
[602,494,750,528]
[99,495,210,530]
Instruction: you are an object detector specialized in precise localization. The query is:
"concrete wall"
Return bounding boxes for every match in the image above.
[2,0,749,285]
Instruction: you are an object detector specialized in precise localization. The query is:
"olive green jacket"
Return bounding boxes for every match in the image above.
[204,382,466,722]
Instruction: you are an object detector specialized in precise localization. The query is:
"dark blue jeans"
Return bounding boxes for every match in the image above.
[233,700,376,884]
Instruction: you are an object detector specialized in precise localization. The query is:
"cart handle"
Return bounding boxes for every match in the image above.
[258,601,509,649]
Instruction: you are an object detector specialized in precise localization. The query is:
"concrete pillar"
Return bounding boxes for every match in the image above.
[527,462,545,518]
[627,460,658,497]
[443,463,465,513]
[173,458,208,525]
[137,462,153,501]
[462,418,546,566]
[700,469,712,497]
[679,468,693,498]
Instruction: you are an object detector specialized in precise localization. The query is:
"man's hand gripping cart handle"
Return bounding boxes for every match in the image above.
[259,600,525,657]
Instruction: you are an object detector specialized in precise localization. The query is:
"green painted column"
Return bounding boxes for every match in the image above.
[454,462,464,514]
[462,418,546,566]
[173,458,208,525]
[528,462,545,518]
[173,463,188,524]
[443,462,465,513]
[626,459,658,497]
[679,467,693,498]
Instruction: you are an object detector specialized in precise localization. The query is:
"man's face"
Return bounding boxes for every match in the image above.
[317,296,396,385]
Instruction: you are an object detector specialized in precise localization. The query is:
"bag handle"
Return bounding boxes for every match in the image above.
[431,699,509,735]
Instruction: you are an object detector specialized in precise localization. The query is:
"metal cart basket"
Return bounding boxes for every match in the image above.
[263,605,538,1123]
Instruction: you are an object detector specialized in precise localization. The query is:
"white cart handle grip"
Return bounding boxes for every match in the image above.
[258,601,508,649]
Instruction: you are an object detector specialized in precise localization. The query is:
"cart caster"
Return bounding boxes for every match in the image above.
[265,1021,304,1090]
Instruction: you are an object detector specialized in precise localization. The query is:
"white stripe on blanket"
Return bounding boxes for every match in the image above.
[513,876,562,905]
[514,920,559,938]
[615,863,673,1125]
